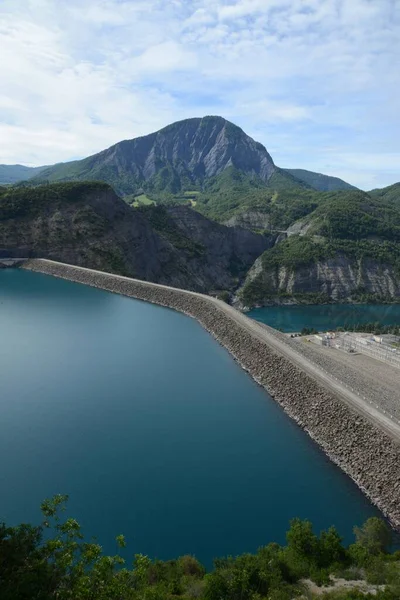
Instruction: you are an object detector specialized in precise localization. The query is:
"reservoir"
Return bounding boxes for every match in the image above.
[249,303,400,333]
[0,269,380,566]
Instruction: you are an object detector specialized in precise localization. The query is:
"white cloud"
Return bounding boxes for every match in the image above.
[0,0,399,188]
[217,0,284,20]
[132,41,197,73]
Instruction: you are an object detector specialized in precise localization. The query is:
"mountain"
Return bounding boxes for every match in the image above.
[0,182,269,292]
[369,182,400,205]
[0,164,47,184]
[33,117,279,196]
[3,117,399,305]
[284,168,358,191]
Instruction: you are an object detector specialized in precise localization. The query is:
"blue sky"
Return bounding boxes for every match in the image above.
[0,0,399,189]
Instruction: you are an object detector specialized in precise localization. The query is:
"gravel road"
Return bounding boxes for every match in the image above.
[286,336,400,416]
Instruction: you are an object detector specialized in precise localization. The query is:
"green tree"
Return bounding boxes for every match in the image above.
[319,526,347,567]
[286,519,319,561]
[353,518,392,555]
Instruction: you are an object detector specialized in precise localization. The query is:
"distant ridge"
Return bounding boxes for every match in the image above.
[284,168,358,191]
[0,164,47,185]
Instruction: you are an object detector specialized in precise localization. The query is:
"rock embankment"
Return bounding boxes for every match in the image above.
[23,259,400,528]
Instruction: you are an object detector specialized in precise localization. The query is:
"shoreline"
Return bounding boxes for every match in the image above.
[21,259,400,529]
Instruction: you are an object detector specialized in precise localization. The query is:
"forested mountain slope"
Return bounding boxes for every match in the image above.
[369,182,400,205]
[284,168,358,191]
[0,182,269,292]
[239,190,400,306]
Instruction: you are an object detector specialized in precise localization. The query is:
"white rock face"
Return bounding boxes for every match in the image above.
[240,253,400,303]
[224,211,272,230]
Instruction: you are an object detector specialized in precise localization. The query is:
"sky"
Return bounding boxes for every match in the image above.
[0,0,399,190]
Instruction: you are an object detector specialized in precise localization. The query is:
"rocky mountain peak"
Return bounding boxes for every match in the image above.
[33,116,276,195]
[99,116,276,183]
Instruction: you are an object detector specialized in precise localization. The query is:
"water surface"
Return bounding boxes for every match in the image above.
[0,270,381,566]
[249,303,400,333]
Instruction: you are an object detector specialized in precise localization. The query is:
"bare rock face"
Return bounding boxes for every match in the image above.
[34,117,277,195]
[240,253,400,303]
[224,210,272,230]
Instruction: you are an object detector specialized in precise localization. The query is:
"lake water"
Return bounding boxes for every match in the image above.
[249,304,400,333]
[0,270,381,566]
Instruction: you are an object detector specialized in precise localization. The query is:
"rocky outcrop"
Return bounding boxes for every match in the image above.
[286,219,313,237]
[224,210,272,230]
[22,259,400,529]
[240,254,400,304]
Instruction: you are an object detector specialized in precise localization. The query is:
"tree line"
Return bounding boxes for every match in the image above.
[1,495,399,599]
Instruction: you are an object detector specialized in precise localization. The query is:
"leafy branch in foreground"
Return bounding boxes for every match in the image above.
[1,497,399,599]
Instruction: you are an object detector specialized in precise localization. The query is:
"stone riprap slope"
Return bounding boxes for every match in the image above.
[274,331,400,422]
[22,259,400,528]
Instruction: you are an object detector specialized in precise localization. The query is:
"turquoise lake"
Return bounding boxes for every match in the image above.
[249,304,400,333]
[0,270,383,566]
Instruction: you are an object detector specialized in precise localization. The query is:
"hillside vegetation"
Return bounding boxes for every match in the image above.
[1,495,399,600]
[284,168,358,192]
[238,189,400,306]
[369,183,400,205]
[0,182,269,292]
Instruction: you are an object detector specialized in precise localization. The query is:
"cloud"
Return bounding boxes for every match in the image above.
[217,0,286,20]
[0,0,399,188]
[132,41,197,74]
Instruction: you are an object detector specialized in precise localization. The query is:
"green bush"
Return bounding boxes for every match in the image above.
[0,499,398,600]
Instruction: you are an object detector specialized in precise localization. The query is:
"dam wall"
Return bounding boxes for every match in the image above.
[22,258,400,528]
